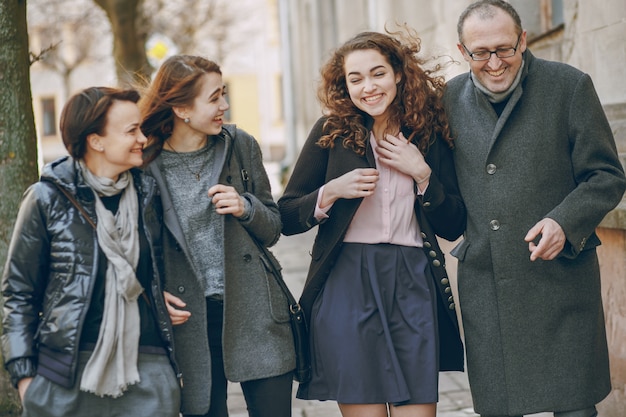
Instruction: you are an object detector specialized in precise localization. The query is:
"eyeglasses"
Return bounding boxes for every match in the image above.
[462,34,521,61]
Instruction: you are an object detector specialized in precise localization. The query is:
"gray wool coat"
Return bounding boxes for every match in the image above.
[146,125,295,415]
[443,51,626,416]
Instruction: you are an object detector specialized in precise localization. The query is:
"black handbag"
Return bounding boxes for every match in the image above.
[228,131,312,383]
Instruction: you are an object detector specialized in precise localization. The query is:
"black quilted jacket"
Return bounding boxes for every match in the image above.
[1,156,179,388]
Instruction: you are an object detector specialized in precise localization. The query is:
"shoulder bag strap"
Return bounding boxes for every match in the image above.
[229,133,301,310]
[52,182,97,229]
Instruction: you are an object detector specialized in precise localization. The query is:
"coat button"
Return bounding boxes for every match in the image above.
[448,295,454,302]
[433,260,441,267]
[177,285,185,294]
[429,250,437,258]
[449,302,456,310]
[441,278,449,285]
[423,201,431,207]
[243,254,252,262]
[420,232,427,239]
[490,219,500,230]
[444,286,451,294]
[486,163,497,174]
[424,241,432,248]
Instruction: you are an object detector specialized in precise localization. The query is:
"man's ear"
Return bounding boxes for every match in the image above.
[518,30,528,54]
[457,43,470,62]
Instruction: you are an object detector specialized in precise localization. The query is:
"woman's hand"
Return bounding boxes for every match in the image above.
[163,291,191,325]
[18,377,33,402]
[376,133,431,186]
[208,184,246,217]
[320,168,379,207]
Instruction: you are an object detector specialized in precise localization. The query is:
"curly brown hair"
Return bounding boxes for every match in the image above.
[317,26,453,155]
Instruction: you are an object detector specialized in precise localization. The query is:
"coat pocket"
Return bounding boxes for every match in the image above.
[450,238,469,261]
[34,270,73,340]
[259,253,291,324]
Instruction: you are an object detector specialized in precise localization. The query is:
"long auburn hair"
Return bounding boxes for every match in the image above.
[317,26,453,155]
[138,55,222,164]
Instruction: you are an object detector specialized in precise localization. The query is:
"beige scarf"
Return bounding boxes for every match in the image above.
[79,162,143,397]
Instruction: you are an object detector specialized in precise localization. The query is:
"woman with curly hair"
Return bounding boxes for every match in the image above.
[278,28,466,417]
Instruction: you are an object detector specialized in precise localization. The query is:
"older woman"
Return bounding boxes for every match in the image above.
[1,86,180,417]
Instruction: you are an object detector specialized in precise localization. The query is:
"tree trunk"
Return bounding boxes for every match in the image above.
[94,0,152,87]
[0,0,39,413]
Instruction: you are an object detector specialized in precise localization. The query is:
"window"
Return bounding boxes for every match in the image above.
[510,0,564,40]
[540,0,564,32]
[41,97,57,137]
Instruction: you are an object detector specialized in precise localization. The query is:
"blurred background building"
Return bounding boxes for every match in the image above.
[28,0,286,186]
[27,1,626,415]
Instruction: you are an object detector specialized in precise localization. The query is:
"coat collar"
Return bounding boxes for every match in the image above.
[41,156,150,204]
[480,50,534,151]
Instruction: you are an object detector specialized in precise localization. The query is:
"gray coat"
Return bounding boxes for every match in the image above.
[443,51,626,415]
[146,125,295,415]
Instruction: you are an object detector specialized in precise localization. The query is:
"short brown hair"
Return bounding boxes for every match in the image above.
[457,0,523,43]
[60,86,140,159]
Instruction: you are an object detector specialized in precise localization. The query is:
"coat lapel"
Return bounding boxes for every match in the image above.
[147,160,190,255]
[147,132,229,260]
[486,56,530,153]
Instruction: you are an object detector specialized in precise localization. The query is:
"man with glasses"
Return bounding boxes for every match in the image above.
[443,1,626,417]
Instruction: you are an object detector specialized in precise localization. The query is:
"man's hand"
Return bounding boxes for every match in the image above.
[524,218,566,261]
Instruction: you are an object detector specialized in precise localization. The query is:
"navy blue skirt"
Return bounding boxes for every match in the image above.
[297,243,438,404]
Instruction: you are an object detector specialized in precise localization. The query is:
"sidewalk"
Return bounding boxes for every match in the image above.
[225,229,481,417]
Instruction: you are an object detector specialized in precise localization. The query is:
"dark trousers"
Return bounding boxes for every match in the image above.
[482,405,597,417]
[184,298,292,417]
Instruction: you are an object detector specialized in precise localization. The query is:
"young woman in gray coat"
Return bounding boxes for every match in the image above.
[139,55,295,417]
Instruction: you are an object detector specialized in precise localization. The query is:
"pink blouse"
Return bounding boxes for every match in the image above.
[315,134,424,247]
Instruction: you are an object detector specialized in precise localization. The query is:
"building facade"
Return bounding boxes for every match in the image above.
[29,0,287,179]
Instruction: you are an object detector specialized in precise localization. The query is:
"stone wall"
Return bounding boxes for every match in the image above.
[597,100,626,416]
[597,227,626,417]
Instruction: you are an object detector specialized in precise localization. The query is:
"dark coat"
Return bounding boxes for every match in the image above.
[443,51,626,415]
[278,116,467,372]
[146,125,296,415]
[1,157,178,388]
